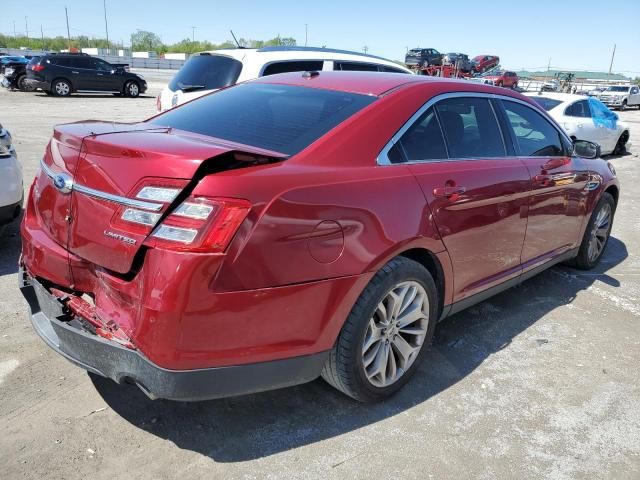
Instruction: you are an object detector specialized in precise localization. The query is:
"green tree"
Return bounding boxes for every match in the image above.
[130,30,164,52]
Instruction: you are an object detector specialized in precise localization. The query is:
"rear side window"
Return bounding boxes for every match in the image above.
[169,54,242,92]
[393,107,447,162]
[75,57,93,69]
[436,97,505,158]
[381,65,408,74]
[501,100,565,157]
[565,100,591,118]
[262,60,323,76]
[334,62,379,72]
[150,83,376,156]
[528,96,563,111]
[50,57,71,67]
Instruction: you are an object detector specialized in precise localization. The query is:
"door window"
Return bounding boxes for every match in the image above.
[334,61,379,72]
[565,100,591,118]
[501,100,566,156]
[435,97,506,158]
[93,58,113,72]
[262,60,323,76]
[392,107,448,162]
[381,65,408,74]
[74,57,93,69]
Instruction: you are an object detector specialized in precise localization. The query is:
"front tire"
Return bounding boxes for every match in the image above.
[124,81,140,98]
[569,193,615,270]
[321,257,438,402]
[613,131,629,155]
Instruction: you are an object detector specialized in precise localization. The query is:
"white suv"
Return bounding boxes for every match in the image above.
[0,122,22,229]
[157,46,412,111]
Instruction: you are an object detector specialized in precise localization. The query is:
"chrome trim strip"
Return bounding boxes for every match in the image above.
[376,91,573,166]
[39,158,164,212]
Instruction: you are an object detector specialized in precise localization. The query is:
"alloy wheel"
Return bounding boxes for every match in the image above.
[128,82,139,97]
[55,81,70,96]
[587,203,612,262]
[362,281,429,388]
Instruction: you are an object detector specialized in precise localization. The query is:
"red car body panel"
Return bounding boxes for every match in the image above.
[20,72,619,399]
[483,71,519,88]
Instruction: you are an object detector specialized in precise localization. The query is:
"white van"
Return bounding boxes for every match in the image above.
[157,46,412,111]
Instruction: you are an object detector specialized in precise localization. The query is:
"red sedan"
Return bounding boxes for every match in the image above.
[20,71,619,402]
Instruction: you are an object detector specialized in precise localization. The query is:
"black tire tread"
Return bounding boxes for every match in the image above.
[321,257,437,402]
[567,192,615,270]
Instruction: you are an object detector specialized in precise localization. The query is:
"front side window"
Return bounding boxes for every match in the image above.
[501,100,565,157]
[435,97,505,158]
[393,107,448,163]
[262,60,323,76]
[150,83,376,156]
[565,100,591,118]
[93,58,113,72]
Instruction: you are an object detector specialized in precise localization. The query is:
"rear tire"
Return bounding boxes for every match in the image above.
[569,193,615,270]
[321,257,438,402]
[17,75,32,91]
[52,78,71,97]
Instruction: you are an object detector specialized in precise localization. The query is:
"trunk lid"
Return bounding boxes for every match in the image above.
[37,121,284,275]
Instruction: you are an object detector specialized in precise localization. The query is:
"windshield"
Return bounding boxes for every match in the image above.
[168,54,242,92]
[605,86,629,92]
[528,97,563,111]
[150,83,376,156]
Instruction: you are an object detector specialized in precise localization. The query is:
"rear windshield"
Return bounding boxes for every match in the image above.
[150,83,376,156]
[168,54,242,92]
[528,97,563,111]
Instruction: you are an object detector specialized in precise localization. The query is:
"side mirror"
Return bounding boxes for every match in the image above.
[573,139,601,159]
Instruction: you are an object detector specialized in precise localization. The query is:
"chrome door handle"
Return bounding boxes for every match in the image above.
[71,71,79,74]
[97,73,103,76]
[433,185,466,198]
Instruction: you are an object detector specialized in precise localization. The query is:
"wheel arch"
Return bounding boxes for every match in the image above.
[397,247,447,319]
[604,184,619,207]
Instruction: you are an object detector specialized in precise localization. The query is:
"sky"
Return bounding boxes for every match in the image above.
[3,0,640,76]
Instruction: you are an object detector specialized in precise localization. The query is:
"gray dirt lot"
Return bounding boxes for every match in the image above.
[0,72,639,479]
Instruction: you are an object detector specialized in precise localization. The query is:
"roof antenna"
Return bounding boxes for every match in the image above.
[230,30,242,48]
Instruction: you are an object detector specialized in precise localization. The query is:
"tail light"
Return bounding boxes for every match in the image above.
[146,197,251,253]
[32,64,45,72]
[109,180,251,253]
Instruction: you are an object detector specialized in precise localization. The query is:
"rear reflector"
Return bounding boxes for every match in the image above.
[121,208,162,226]
[136,186,181,203]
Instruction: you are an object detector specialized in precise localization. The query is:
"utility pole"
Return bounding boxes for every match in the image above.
[25,16,29,38]
[191,26,196,42]
[41,24,44,51]
[65,7,72,51]
[103,0,110,51]
[547,57,551,77]
[305,24,308,47]
[608,43,616,80]
[13,20,16,38]
[363,46,368,54]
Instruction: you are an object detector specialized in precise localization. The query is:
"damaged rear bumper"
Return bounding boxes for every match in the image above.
[19,268,329,401]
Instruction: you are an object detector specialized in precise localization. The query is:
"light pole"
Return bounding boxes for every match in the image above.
[103,0,110,51]
[192,26,196,42]
[305,24,308,47]
[25,16,29,38]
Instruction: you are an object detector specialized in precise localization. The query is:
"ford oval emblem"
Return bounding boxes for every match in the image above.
[52,173,73,194]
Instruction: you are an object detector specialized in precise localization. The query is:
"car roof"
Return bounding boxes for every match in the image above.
[524,92,588,104]
[252,70,526,97]
[195,47,411,72]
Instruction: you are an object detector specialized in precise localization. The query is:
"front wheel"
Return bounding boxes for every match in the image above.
[569,193,615,270]
[321,257,438,402]
[124,81,140,98]
[620,100,627,111]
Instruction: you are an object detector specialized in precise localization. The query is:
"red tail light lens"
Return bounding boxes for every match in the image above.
[146,197,251,253]
[32,64,45,72]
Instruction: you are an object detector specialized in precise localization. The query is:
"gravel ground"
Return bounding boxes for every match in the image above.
[1,74,639,479]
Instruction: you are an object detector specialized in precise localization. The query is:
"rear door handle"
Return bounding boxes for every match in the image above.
[433,186,466,198]
[71,71,79,74]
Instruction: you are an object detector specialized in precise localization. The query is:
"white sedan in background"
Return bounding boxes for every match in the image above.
[0,122,23,229]
[525,92,630,155]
